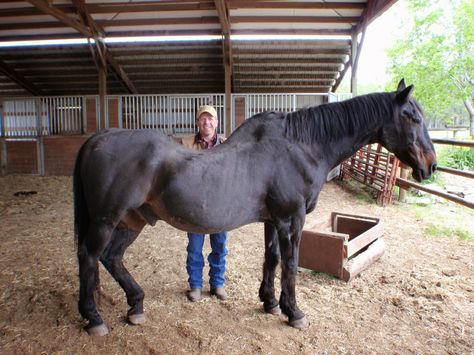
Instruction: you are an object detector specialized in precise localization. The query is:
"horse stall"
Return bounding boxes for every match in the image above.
[0,93,340,176]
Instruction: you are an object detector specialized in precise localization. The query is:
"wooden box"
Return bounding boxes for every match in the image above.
[299,212,385,282]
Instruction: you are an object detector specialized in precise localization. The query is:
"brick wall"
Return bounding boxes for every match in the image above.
[5,140,38,174]
[86,98,97,133]
[108,97,119,128]
[0,139,5,175]
[234,96,246,129]
[43,136,89,176]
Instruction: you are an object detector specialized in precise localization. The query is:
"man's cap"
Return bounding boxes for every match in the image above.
[196,105,217,120]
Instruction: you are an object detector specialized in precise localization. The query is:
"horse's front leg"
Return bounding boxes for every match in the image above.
[259,222,281,315]
[276,213,308,329]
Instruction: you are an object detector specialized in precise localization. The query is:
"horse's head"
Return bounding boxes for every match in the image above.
[381,79,437,182]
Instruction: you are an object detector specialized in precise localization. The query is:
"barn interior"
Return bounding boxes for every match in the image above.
[0,1,398,176]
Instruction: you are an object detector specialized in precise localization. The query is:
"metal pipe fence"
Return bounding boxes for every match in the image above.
[119,94,225,136]
[1,96,86,137]
[1,92,353,139]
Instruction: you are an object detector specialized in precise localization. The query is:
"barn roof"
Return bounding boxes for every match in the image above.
[0,0,398,96]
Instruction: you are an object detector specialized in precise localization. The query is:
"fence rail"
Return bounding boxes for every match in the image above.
[397,138,474,209]
[431,138,474,148]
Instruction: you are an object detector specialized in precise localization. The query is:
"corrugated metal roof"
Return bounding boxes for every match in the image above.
[0,0,398,96]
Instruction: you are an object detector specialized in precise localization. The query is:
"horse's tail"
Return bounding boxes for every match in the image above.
[73,138,101,299]
[73,140,89,249]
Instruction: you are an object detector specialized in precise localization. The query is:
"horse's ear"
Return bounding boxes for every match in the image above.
[395,84,414,103]
[396,78,406,93]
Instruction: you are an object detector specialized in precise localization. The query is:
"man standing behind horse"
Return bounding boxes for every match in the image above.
[176,105,228,302]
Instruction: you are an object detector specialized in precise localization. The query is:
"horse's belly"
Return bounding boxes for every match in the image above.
[150,195,258,233]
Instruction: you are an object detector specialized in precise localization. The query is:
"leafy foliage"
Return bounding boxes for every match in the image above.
[386,0,474,127]
[436,145,474,170]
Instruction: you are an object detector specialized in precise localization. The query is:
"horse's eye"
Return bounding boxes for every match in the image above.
[401,108,413,117]
[402,108,421,124]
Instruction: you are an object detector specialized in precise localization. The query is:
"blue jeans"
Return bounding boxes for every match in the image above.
[186,232,227,289]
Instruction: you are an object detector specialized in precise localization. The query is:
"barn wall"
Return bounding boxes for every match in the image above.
[86,98,97,134]
[0,139,5,175]
[5,140,38,174]
[234,96,246,129]
[43,136,89,176]
[108,98,120,128]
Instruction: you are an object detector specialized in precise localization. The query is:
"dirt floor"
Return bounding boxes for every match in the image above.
[0,175,473,354]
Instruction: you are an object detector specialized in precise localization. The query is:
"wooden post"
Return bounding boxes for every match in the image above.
[224,61,232,137]
[398,166,409,202]
[0,103,5,175]
[0,138,6,176]
[35,98,44,175]
[350,30,358,96]
[98,65,107,131]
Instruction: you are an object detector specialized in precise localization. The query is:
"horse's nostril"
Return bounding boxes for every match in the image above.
[431,163,437,174]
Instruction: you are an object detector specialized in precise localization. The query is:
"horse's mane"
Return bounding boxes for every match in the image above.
[284,92,394,144]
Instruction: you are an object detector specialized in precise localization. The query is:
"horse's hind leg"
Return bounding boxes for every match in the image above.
[100,224,145,325]
[77,222,114,336]
[258,222,281,315]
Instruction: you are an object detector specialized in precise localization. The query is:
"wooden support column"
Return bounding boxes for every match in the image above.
[224,38,232,137]
[98,65,107,131]
[350,30,358,96]
[214,0,233,136]
[0,138,6,176]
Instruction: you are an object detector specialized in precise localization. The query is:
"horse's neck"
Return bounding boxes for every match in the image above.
[319,96,389,167]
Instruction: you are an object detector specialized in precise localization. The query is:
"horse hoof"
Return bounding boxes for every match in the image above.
[128,313,146,325]
[266,305,281,316]
[86,323,109,336]
[289,316,309,329]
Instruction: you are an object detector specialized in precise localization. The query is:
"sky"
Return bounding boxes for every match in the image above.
[357,0,408,87]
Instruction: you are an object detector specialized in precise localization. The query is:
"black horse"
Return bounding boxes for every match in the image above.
[74,80,436,335]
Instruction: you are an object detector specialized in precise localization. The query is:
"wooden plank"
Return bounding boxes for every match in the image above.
[346,221,383,257]
[26,0,91,36]
[229,1,365,10]
[330,212,383,258]
[437,166,474,179]
[298,230,348,279]
[343,238,385,282]
[231,16,359,24]
[396,177,474,210]
[432,138,474,148]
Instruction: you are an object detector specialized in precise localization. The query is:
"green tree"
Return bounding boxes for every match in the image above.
[387,0,474,136]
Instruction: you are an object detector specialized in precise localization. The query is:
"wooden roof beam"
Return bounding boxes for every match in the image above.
[0,2,215,17]
[333,0,384,93]
[231,16,359,24]
[25,0,91,36]
[72,0,107,70]
[0,59,42,96]
[27,0,137,94]
[355,0,398,34]
[229,1,365,10]
[214,0,233,67]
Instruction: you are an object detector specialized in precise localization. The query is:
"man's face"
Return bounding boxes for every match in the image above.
[196,112,218,137]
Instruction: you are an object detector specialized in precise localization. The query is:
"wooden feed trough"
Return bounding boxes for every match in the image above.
[299,212,385,282]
